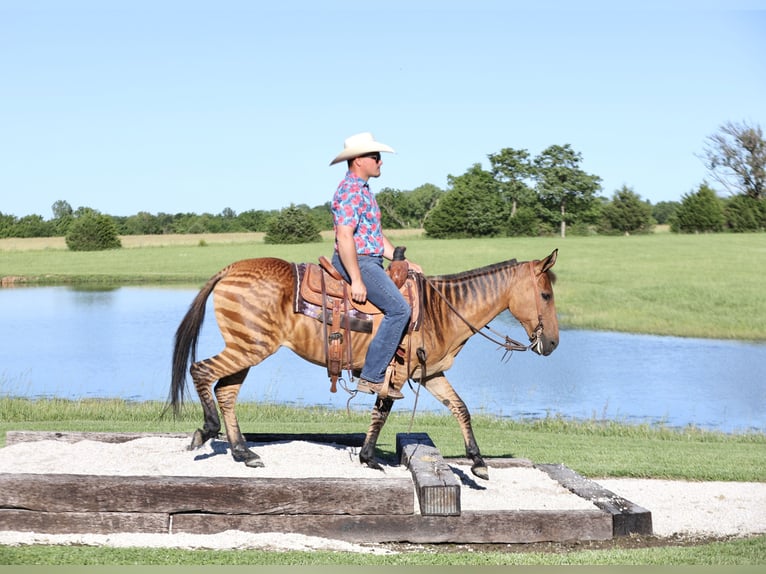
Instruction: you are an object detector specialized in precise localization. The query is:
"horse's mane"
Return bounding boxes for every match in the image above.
[427,258,520,282]
[427,258,557,285]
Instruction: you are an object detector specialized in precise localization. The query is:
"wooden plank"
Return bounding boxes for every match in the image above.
[4,430,187,445]
[4,430,366,447]
[536,463,653,536]
[397,433,461,516]
[0,473,414,516]
[173,509,612,543]
[396,432,435,460]
[0,509,168,534]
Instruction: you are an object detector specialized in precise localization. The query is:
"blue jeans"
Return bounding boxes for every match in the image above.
[332,253,411,383]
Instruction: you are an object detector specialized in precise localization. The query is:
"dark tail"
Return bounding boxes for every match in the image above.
[168,269,226,417]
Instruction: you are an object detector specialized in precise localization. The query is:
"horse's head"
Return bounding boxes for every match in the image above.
[511,249,559,356]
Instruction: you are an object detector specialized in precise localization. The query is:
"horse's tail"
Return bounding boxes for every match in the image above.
[168,267,228,417]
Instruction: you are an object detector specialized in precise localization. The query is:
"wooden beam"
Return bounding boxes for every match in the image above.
[396,433,461,516]
[4,431,187,445]
[0,509,168,534]
[4,430,366,447]
[536,463,653,536]
[173,509,612,543]
[0,473,413,516]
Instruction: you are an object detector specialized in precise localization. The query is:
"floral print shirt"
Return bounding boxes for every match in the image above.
[332,171,384,256]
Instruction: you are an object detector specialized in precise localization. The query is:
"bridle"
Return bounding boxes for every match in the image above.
[526,260,546,354]
[425,260,546,359]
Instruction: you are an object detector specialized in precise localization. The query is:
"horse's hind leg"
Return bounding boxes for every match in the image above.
[359,396,396,471]
[214,370,263,467]
[424,373,489,480]
[188,358,227,450]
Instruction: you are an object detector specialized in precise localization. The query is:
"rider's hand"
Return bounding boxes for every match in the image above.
[350,279,367,303]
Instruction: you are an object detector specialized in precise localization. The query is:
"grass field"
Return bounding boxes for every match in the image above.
[2,231,765,340]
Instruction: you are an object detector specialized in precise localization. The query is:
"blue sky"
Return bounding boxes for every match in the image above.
[1,1,765,218]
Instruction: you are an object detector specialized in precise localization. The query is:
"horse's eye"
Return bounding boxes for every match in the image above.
[541,292,552,301]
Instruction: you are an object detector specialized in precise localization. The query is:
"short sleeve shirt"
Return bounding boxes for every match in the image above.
[332,171,385,256]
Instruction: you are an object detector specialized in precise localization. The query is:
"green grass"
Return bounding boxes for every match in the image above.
[2,535,765,565]
[2,232,765,340]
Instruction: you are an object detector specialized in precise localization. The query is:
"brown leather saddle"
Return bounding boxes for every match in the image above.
[293,256,422,392]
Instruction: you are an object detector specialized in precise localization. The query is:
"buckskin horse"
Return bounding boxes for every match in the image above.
[169,249,558,480]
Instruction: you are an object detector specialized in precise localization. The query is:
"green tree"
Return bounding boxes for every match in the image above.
[724,194,763,232]
[599,186,654,235]
[308,202,333,231]
[506,205,540,237]
[10,214,53,237]
[488,147,536,216]
[50,200,74,236]
[699,120,765,200]
[0,212,18,238]
[376,187,409,228]
[533,144,602,238]
[65,211,122,251]
[121,211,164,235]
[407,183,443,227]
[171,213,202,234]
[237,209,276,232]
[264,204,322,244]
[218,207,245,232]
[377,184,443,229]
[670,182,725,233]
[424,164,506,238]
[652,201,679,225]
[51,200,73,220]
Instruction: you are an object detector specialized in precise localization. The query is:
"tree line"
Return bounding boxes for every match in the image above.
[1,121,763,250]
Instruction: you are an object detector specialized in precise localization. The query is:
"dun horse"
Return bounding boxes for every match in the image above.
[170,250,558,480]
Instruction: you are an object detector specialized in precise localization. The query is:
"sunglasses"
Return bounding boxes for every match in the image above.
[360,152,381,162]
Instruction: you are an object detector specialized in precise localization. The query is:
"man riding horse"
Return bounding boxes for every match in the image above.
[329,132,423,400]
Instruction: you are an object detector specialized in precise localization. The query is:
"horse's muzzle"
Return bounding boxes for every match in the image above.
[529,329,557,356]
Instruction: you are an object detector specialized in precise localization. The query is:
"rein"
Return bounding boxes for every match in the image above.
[424,260,544,357]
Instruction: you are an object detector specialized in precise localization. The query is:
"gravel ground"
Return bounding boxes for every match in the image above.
[0,437,764,553]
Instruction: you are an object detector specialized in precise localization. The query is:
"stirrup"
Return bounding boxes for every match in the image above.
[356,379,404,400]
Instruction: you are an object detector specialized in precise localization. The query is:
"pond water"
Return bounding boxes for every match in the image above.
[1,286,764,434]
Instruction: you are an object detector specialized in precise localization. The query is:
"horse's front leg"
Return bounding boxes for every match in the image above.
[359,396,396,471]
[424,373,489,480]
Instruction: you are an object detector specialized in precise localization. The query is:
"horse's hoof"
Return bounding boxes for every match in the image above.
[361,458,384,472]
[244,457,265,468]
[471,465,490,480]
[232,448,264,468]
[188,429,207,451]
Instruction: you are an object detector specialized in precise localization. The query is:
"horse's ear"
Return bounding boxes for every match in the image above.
[539,249,558,274]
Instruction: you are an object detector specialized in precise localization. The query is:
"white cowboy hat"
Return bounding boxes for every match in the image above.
[329,132,395,166]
